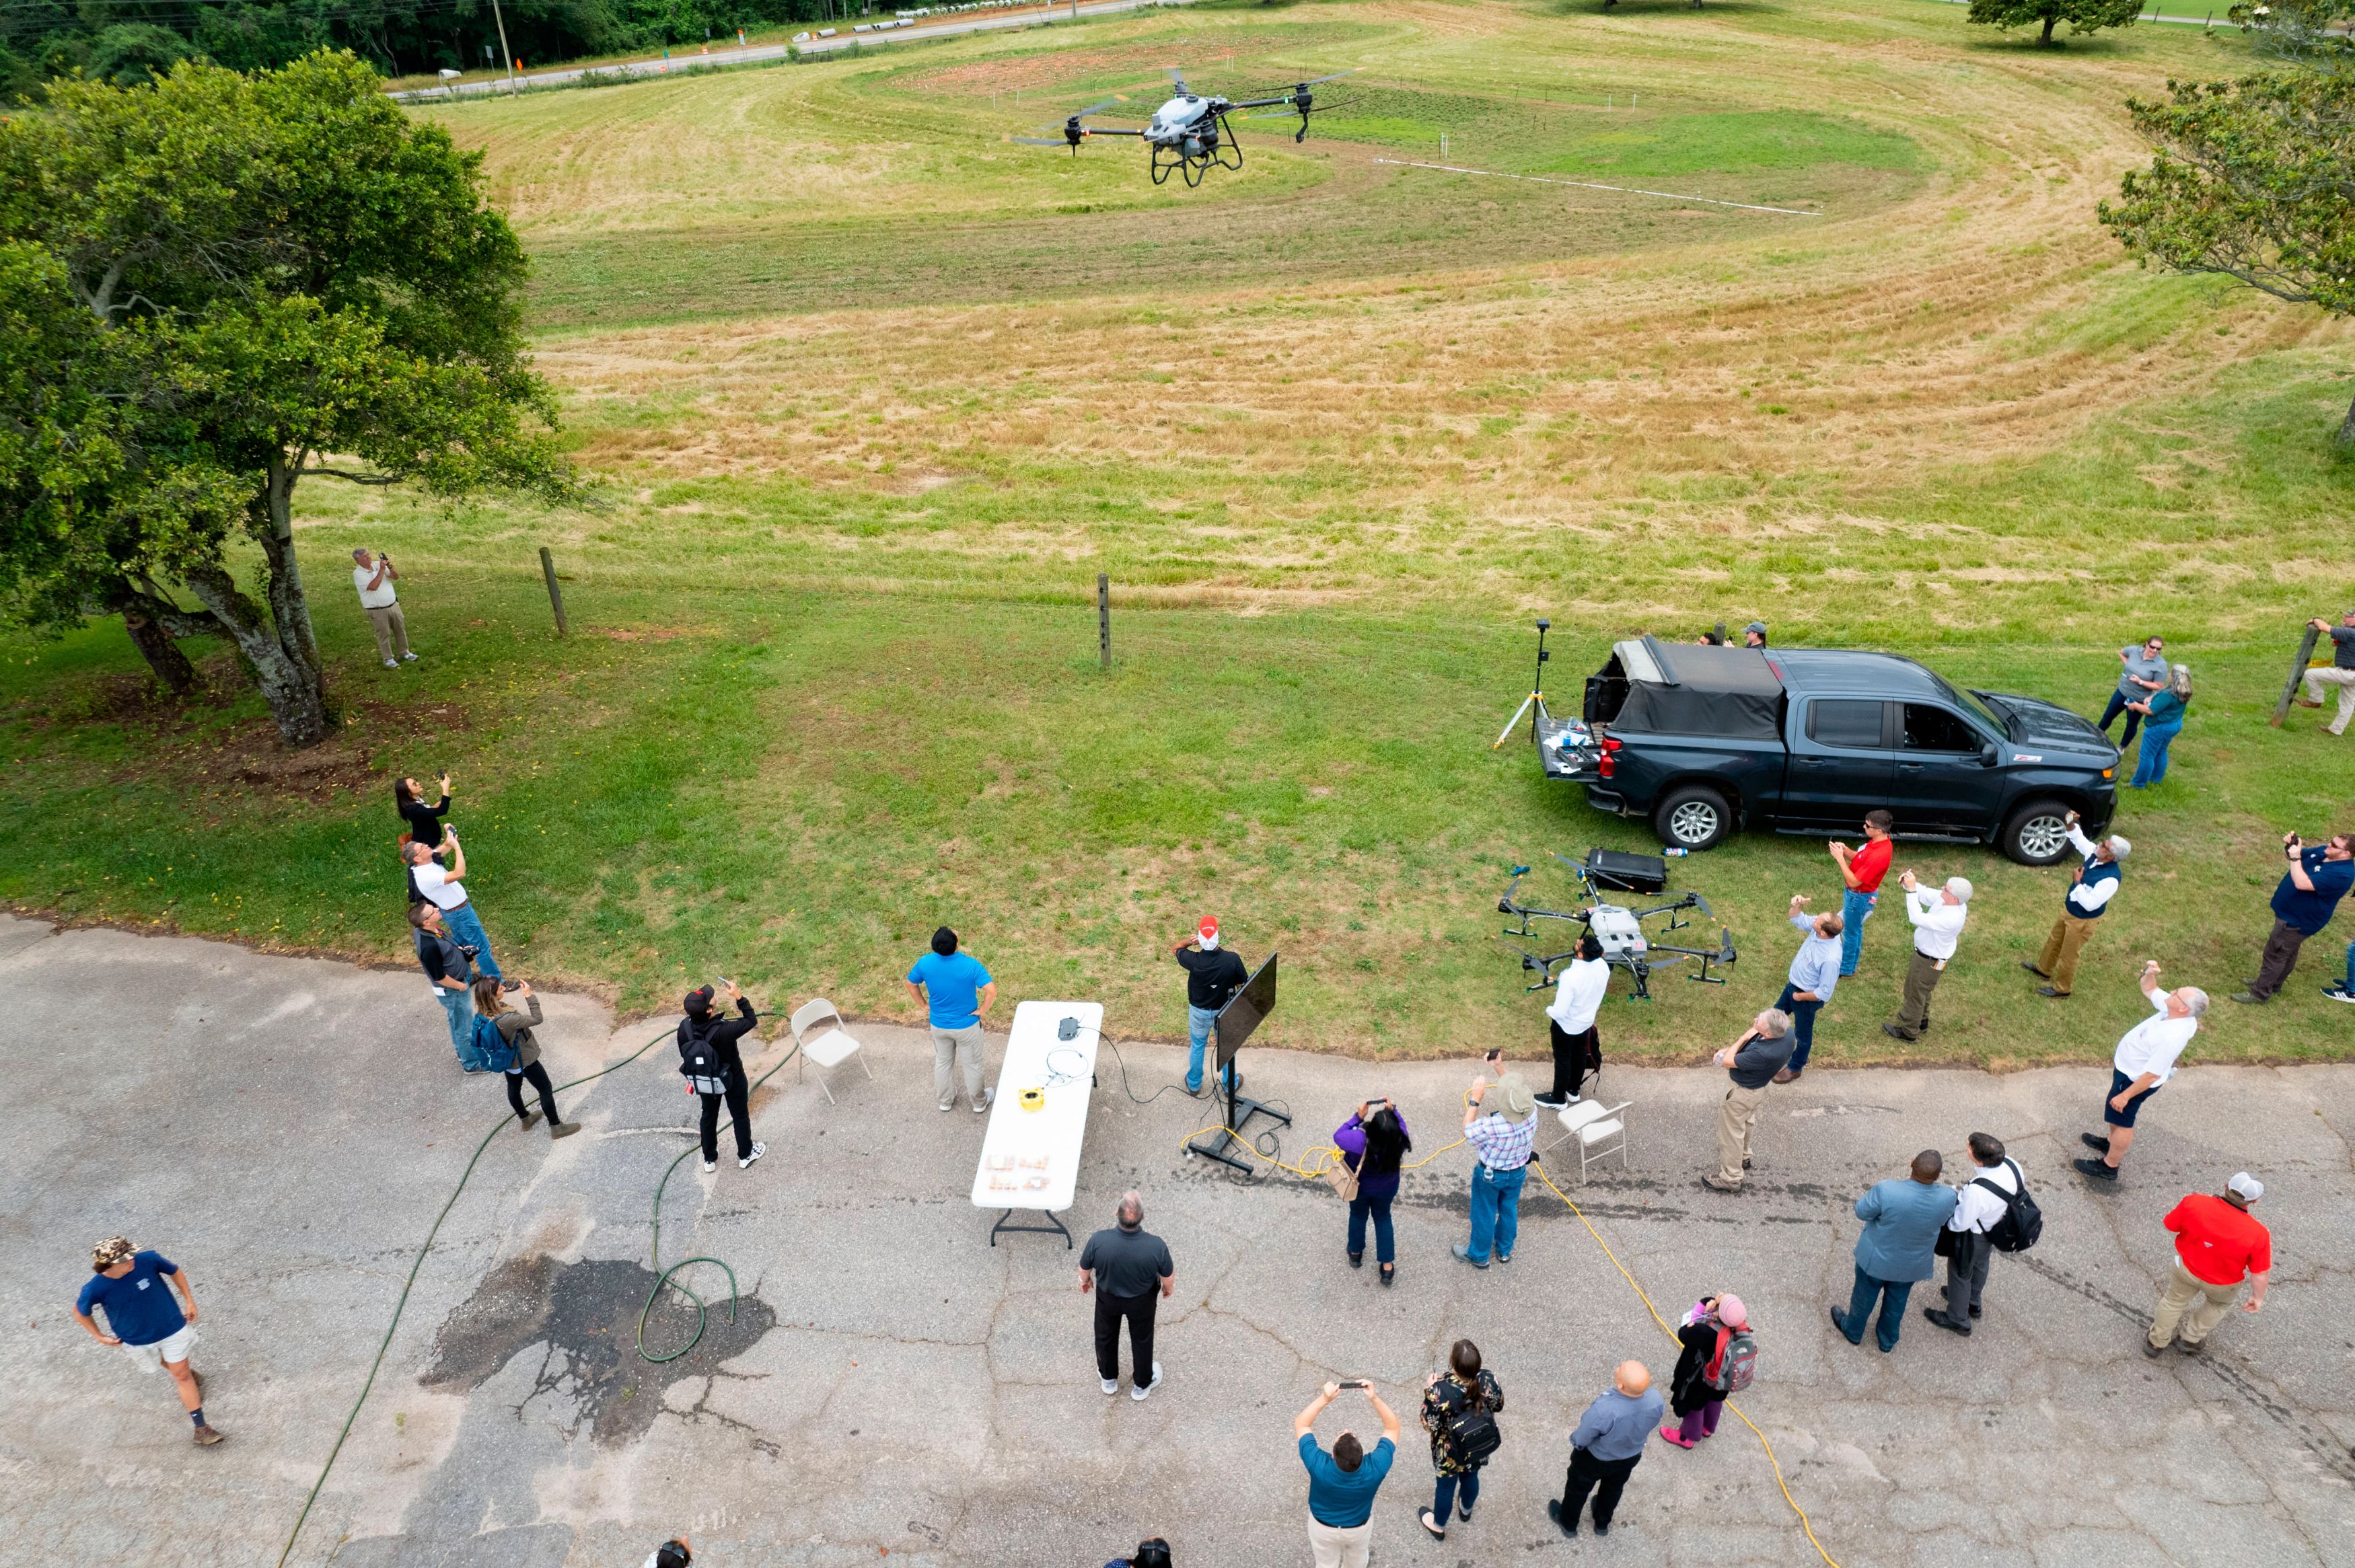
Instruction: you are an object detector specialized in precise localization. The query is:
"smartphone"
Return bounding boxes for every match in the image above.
[1338,1378,1371,1390]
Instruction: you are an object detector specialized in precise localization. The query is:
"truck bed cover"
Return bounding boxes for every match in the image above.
[1609,636,1783,741]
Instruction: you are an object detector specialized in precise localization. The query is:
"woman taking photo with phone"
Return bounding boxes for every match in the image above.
[1334,1098,1412,1286]
[472,979,581,1140]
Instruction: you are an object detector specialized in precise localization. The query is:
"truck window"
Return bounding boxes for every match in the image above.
[1807,699,1888,749]
[1902,703,1979,753]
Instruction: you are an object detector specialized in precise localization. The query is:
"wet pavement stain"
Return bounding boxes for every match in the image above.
[424,1254,777,1447]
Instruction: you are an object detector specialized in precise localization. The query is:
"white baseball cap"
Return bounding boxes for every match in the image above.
[1945,877,1974,903]
[2226,1172,2263,1202]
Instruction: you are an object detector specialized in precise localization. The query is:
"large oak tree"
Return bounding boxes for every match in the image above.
[0,51,569,746]
[2100,71,2355,443]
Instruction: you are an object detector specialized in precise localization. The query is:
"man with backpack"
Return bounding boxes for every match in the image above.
[679,981,765,1174]
[1925,1133,2037,1336]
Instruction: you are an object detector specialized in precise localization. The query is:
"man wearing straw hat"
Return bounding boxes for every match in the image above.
[1453,1050,1537,1269]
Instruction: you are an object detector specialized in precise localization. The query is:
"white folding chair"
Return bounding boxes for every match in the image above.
[789,998,871,1103]
[1537,1099,1630,1182]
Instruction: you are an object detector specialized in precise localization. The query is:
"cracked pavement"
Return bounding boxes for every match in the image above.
[3,915,2350,1565]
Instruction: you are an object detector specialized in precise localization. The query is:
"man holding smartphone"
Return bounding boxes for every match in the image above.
[352,548,416,667]
[1454,1051,1537,1269]
[2233,830,2354,1004]
[1295,1378,1401,1568]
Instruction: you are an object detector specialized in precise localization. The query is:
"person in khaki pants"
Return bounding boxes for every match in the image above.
[351,548,414,667]
[2025,813,2128,998]
[2145,1173,2270,1357]
[1701,1010,1793,1193]
[1883,871,1970,1041]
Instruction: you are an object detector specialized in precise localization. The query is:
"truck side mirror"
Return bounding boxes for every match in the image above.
[1980,742,2000,767]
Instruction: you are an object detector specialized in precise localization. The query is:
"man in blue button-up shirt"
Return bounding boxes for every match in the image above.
[1832,1151,1958,1353]
[1772,894,1845,1082]
[1549,1360,1665,1538]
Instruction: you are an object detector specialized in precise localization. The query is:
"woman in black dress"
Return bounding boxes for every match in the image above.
[395,772,454,852]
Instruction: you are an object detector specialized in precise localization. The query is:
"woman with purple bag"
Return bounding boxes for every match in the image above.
[1335,1098,1412,1287]
[1660,1294,1751,1449]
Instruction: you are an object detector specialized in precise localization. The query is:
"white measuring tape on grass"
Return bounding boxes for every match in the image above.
[1374,157,1824,217]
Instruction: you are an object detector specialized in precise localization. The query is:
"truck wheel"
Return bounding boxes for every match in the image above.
[1654,786,1733,852]
[2002,799,2073,866]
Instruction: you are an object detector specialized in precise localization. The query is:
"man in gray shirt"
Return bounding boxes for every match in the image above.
[1550,1360,1665,1538]
[1079,1191,1174,1401]
[1703,1010,1793,1193]
[2295,610,2355,737]
[2100,635,2169,747]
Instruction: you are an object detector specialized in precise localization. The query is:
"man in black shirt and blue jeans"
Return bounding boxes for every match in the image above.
[1081,1191,1175,1401]
[1174,916,1247,1097]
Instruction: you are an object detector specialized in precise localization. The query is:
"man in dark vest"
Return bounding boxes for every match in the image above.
[2023,813,2128,999]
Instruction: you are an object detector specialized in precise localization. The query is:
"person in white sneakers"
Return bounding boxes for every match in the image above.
[1080,1191,1173,1401]
[677,982,764,1174]
[352,548,416,667]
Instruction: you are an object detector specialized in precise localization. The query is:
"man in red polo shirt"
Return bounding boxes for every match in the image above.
[1829,811,1895,981]
[2144,1172,2270,1357]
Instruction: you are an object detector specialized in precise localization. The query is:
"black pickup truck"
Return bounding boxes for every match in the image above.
[1537,637,2120,865]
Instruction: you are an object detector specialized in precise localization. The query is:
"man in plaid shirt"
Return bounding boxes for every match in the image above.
[1453,1050,1539,1269]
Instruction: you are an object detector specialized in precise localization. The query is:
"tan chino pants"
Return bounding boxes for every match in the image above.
[2148,1257,2245,1349]
[2037,912,2098,995]
[1715,1082,1770,1186]
[365,603,410,662]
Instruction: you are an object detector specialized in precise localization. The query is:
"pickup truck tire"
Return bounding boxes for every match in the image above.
[1654,785,1733,852]
[2001,798,2074,867]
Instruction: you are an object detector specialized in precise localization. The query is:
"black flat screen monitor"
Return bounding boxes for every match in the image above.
[1213,953,1277,1068]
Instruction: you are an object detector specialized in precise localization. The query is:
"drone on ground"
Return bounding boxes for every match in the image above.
[1498,853,1737,1002]
[1011,67,1358,186]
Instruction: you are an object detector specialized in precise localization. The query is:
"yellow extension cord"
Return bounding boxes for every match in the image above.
[1179,1115,1843,1568]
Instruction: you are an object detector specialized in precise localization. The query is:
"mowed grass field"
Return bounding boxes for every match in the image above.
[3,0,2351,1073]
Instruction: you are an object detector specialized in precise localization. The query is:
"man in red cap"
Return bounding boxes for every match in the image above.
[1174,916,1247,1096]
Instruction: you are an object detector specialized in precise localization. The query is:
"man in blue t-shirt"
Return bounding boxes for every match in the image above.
[73,1236,225,1446]
[1294,1379,1400,1568]
[906,926,997,1114]
[2237,831,2355,1004]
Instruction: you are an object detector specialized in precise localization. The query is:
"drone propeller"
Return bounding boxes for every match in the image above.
[1165,65,1189,95]
[1008,136,1073,147]
[1241,98,1354,121]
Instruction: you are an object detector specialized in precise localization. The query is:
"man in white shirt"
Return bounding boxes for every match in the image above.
[1924,1132,2019,1337]
[402,830,503,979]
[1537,933,1608,1109]
[2025,813,2127,999]
[352,548,416,668]
[2073,961,2204,1183]
[1883,870,1970,1043]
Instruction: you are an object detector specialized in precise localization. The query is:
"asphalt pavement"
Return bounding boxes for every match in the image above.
[4,913,2350,1566]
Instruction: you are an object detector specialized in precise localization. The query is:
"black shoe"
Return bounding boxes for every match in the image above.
[2036,985,2069,998]
[1379,1264,1396,1287]
[1533,1092,1569,1109]
[2176,1338,2206,1357]
[2073,1156,2118,1183]
[1418,1509,1445,1540]
[2019,961,2050,979]
[2081,1133,2111,1153]
[2230,991,2268,1006]
[1829,1304,1861,1345]
[1348,1250,1363,1269]
[1924,1307,1971,1337]
[1593,1520,1611,1536]
[1882,1024,1919,1041]
[1548,1499,1578,1538]
[1969,1303,1982,1320]
[2142,1336,2167,1358]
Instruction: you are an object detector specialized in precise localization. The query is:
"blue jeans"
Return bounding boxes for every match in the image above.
[1433,1467,1482,1525]
[1836,1263,1914,1352]
[433,983,476,1064]
[1348,1190,1396,1265]
[2342,939,2354,990]
[442,903,501,979]
[1776,982,1825,1072]
[1466,1163,1526,1263]
[1185,1004,1233,1094]
[2128,721,2181,787]
[1838,887,1877,977]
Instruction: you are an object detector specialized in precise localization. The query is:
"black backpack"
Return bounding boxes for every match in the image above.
[678,1017,727,1095]
[1976,1159,2043,1253]
[1441,1380,1502,1466]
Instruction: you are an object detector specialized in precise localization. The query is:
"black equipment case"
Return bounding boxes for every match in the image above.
[1584,847,1668,894]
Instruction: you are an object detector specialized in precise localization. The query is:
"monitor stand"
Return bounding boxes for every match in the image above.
[1184,1064,1292,1175]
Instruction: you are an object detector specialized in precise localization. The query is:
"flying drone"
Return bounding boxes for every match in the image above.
[1497,852,1737,1002]
[1010,67,1359,186]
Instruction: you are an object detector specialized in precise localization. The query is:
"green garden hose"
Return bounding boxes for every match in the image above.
[276,1025,799,1567]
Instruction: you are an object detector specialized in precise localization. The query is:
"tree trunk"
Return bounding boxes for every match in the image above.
[2041,13,2058,40]
[182,562,334,747]
[260,455,326,706]
[120,611,202,696]
[2340,386,2355,447]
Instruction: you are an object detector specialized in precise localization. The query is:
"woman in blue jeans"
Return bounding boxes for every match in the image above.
[2126,665,2191,788]
[1418,1339,1504,1540]
[1335,1099,1411,1287]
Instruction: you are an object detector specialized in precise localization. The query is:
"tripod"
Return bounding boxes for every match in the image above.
[1492,618,1552,749]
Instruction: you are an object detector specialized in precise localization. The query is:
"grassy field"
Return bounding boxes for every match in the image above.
[4,0,2351,1072]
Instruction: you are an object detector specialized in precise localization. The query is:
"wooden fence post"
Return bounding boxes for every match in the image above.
[1097,573,1110,670]
[540,546,569,638]
[2272,624,2321,726]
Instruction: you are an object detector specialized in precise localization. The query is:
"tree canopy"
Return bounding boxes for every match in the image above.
[1965,0,2143,45]
[0,50,570,745]
[2100,70,2355,439]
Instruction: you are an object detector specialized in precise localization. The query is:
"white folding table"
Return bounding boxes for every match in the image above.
[970,1000,1102,1246]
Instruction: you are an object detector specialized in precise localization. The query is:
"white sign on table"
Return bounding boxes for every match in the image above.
[970,1000,1102,1246]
